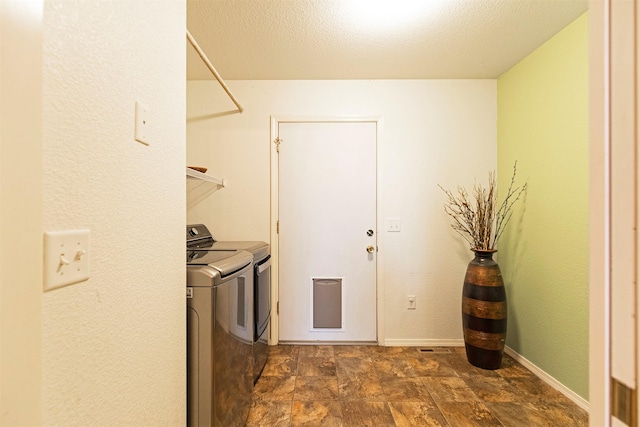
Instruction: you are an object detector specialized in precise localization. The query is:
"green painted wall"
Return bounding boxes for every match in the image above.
[497,13,589,400]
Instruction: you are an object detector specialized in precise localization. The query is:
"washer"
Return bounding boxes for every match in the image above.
[187,224,271,384]
[186,245,254,427]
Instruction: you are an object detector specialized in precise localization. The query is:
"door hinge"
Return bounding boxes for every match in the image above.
[277,301,279,315]
[277,220,279,234]
[612,378,637,426]
[274,137,282,153]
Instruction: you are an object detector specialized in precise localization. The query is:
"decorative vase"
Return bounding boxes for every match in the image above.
[462,249,507,370]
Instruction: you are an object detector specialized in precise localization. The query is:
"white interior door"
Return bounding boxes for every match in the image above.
[277,120,377,342]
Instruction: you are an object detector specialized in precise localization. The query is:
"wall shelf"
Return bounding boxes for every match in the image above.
[186,168,225,187]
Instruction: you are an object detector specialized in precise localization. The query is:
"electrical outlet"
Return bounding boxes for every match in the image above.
[407,295,416,310]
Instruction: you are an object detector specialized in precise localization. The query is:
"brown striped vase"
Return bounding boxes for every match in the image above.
[462,249,506,370]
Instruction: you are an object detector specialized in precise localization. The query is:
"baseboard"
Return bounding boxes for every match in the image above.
[384,338,465,347]
[504,346,589,412]
[278,340,378,346]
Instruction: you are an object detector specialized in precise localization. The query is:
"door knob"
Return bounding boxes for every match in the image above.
[366,245,375,253]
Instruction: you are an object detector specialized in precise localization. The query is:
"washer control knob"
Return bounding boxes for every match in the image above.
[188,227,199,237]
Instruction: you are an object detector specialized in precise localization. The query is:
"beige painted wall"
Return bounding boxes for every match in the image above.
[1,1,44,424]
[187,80,497,344]
[40,1,186,425]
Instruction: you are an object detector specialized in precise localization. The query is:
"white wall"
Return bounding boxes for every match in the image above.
[41,1,186,425]
[1,1,44,424]
[187,80,496,343]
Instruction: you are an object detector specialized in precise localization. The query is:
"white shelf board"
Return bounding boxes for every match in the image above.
[186,168,225,187]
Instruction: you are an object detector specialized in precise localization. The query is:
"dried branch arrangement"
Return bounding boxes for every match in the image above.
[439,162,527,251]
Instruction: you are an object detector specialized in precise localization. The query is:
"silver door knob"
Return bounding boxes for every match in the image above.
[366,245,375,253]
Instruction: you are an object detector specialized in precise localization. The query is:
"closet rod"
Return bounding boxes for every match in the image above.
[186,29,244,113]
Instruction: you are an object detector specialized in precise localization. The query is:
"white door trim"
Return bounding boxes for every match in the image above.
[590,1,611,424]
[590,0,640,425]
[269,115,385,345]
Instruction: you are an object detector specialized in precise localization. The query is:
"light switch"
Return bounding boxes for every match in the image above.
[407,295,416,310]
[134,101,150,145]
[386,218,401,232]
[44,229,90,291]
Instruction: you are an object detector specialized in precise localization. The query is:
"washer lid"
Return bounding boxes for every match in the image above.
[209,241,270,261]
[187,249,253,277]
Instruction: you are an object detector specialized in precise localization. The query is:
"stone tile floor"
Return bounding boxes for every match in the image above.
[247,345,588,426]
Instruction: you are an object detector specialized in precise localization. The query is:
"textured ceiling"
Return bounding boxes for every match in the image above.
[186,0,588,80]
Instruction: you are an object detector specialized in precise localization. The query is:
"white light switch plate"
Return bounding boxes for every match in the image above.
[134,101,150,145]
[386,218,401,232]
[44,229,90,291]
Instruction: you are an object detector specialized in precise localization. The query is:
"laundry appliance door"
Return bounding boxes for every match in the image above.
[253,255,271,383]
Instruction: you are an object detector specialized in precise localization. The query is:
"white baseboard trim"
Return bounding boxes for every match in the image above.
[504,346,589,412]
[383,340,589,412]
[384,338,465,347]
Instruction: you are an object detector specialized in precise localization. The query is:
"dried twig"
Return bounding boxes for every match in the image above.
[439,162,526,251]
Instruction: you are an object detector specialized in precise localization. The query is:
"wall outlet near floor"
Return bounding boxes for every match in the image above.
[407,295,416,310]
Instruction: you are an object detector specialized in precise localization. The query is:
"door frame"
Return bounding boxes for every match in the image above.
[269,115,385,345]
[589,0,639,425]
